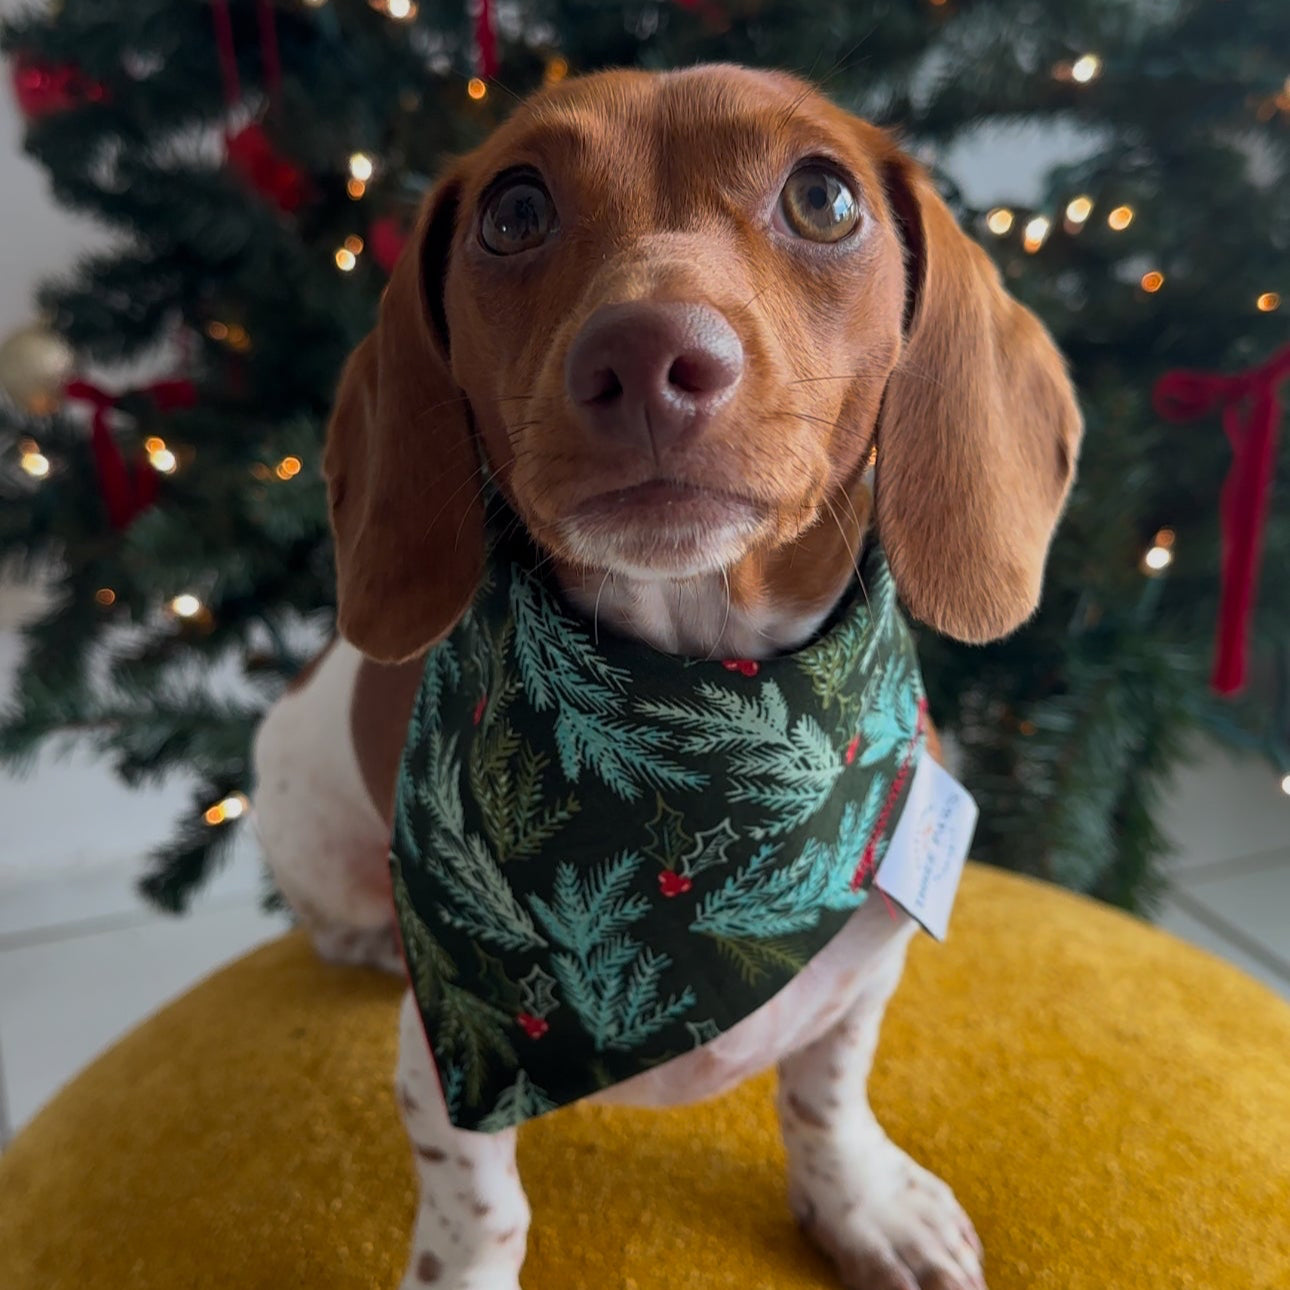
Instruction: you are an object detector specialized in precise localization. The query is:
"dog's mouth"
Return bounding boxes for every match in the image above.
[558,479,767,579]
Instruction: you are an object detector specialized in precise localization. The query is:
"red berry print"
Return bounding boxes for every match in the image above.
[516,1012,549,1039]
[658,870,693,897]
[472,694,487,726]
[844,734,861,766]
[722,659,760,677]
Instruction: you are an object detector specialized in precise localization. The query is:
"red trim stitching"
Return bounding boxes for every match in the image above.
[850,697,928,893]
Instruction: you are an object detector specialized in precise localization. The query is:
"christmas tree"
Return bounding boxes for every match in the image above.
[1,0,1286,913]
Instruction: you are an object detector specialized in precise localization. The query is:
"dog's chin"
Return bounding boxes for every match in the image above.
[556,480,767,581]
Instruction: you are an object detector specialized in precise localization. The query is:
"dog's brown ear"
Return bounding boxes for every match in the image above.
[873,147,1082,643]
[324,173,484,663]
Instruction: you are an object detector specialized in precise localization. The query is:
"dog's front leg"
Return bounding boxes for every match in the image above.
[396,993,529,1290]
[777,911,985,1290]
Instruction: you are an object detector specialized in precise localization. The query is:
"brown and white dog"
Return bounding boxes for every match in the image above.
[253,65,1080,1290]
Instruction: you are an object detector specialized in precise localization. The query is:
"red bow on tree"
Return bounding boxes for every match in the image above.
[1153,344,1290,696]
[209,0,307,213]
[474,0,498,79]
[65,378,198,531]
[10,54,106,119]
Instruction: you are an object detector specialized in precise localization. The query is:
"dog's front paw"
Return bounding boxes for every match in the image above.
[789,1138,984,1290]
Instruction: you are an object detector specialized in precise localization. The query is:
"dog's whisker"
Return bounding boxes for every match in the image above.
[822,492,865,600]
[592,570,612,646]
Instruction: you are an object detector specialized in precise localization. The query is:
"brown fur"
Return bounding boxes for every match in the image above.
[325,64,1080,664]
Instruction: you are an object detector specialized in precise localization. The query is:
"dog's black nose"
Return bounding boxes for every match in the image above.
[565,301,745,456]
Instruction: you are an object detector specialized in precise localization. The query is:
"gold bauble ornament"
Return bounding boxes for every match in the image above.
[0,322,75,416]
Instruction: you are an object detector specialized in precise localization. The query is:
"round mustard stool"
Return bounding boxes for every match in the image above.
[2,865,1288,1290]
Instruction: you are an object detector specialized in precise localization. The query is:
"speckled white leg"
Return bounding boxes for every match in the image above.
[777,911,985,1290]
[253,641,401,973]
[396,992,529,1290]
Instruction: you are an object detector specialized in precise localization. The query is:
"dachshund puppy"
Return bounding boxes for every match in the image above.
[254,64,1080,1290]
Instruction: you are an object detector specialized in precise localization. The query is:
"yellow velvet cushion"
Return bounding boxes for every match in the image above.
[2,864,1288,1290]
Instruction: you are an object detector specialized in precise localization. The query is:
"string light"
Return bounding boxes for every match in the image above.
[347,178,366,199]
[95,587,117,606]
[1107,204,1134,231]
[1140,270,1165,293]
[334,247,357,272]
[544,56,569,85]
[19,438,50,477]
[1256,292,1281,313]
[251,462,273,481]
[206,321,229,341]
[204,791,249,826]
[1281,773,1290,798]
[1065,195,1093,226]
[344,234,365,254]
[348,152,374,182]
[225,324,251,353]
[275,455,302,480]
[467,77,487,101]
[302,0,327,7]
[985,207,1014,236]
[1071,54,1102,83]
[170,592,203,619]
[144,435,177,474]
[386,0,416,18]
[1142,527,1175,574]
[1022,215,1051,253]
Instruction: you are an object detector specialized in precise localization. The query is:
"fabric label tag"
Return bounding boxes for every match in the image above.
[874,754,977,940]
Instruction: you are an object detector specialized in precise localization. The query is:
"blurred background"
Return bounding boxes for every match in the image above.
[0,0,1286,1144]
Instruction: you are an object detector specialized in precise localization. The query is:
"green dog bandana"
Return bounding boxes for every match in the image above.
[390,516,929,1133]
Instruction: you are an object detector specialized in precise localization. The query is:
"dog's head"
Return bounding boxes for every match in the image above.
[325,65,1081,663]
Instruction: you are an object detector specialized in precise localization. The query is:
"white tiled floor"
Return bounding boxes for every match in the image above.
[0,701,1287,1147]
[0,839,288,1143]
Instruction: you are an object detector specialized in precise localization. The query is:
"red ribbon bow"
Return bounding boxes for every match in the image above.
[1152,344,1290,696]
[474,0,498,79]
[64,378,197,530]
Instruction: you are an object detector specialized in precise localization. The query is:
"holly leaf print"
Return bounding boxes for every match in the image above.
[680,817,740,879]
[518,963,560,1018]
[644,792,692,870]
[685,1018,723,1048]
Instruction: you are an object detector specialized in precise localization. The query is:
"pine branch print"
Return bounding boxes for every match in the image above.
[853,655,922,770]
[392,864,457,1009]
[691,780,887,939]
[409,637,462,744]
[819,780,891,908]
[712,934,809,986]
[469,714,522,853]
[797,564,900,736]
[509,742,579,860]
[529,851,651,953]
[510,570,704,801]
[640,680,844,837]
[408,725,548,952]
[436,980,518,1106]
[529,852,695,1050]
[477,1071,558,1132]
[441,1063,465,1123]
[615,947,697,1049]
[393,867,517,1108]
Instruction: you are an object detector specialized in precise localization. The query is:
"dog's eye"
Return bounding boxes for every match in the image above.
[479,176,557,255]
[780,166,860,243]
